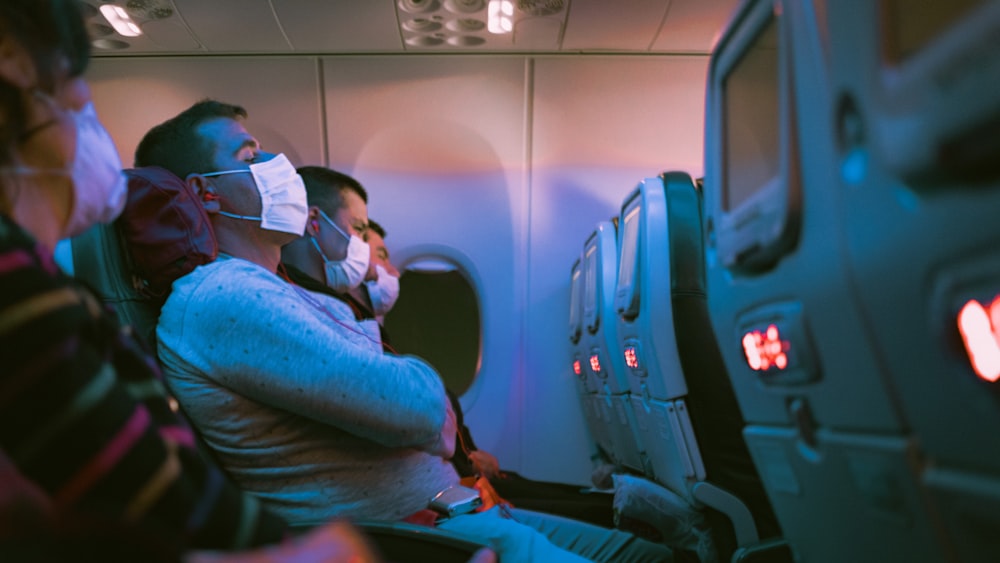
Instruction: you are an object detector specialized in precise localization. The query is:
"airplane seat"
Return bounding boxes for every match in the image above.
[827,2,1000,561]
[568,256,614,464]
[71,220,162,350]
[616,172,786,562]
[70,167,493,562]
[615,175,694,499]
[581,221,648,474]
[660,171,783,548]
[701,0,975,561]
[71,167,214,355]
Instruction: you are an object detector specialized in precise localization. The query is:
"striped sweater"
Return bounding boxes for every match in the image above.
[0,213,285,551]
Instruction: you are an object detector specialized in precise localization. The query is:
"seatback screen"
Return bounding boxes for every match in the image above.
[584,244,598,326]
[616,204,640,316]
[723,16,779,212]
[569,261,582,340]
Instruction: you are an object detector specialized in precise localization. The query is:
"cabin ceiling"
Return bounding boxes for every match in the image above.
[82,0,738,57]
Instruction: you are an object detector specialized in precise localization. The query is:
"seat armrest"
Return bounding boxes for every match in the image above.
[692,481,759,546]
[288,519,493,563]
[731,537,794,563]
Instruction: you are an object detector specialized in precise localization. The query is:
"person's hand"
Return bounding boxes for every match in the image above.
[467,450,500,480]
[467,547,498,563]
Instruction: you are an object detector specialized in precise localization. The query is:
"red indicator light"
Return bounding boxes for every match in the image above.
[624,346,639,369]
[958,297,1000,383]
[572,360,582,376]
[742,324,790,371]
[589,354,602,374]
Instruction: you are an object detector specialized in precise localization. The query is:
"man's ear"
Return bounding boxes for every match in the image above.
[305,205,322,236]
[0,35,37,90]
[187,174,220,214]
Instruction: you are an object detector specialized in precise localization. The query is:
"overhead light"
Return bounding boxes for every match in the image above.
[100,4,142,37]
[487,0,513,34]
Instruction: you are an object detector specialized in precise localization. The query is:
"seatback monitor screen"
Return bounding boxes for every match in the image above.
[616,203,641,317]
[723,16,779,212]
[583,244,598,330]
[569,260,582,341]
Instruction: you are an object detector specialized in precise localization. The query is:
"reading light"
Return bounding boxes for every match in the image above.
[487,0,513,34]
[624,345,639,369]
[589,354,602,374]
[100,4,142,37]
[572,359,582,376]
[742,324,789,371]
[957,297,1000,383]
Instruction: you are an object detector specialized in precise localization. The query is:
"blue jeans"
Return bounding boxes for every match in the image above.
[438,506,673,562]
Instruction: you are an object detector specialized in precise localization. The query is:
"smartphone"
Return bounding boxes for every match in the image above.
[428,485,483,518]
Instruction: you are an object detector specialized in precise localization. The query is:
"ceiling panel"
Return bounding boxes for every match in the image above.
[651,0,739,53]
[562,0,670,52]
[273,1,404,52]
[172,0,292,53]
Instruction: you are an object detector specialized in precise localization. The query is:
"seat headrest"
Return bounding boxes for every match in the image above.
[119,166,218,296]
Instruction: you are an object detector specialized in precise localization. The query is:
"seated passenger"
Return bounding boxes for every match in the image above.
[363,219,617,529]
[136,114,672,560]
[356,220,401,326]
[0,0,287,551]
[279,166,379,326]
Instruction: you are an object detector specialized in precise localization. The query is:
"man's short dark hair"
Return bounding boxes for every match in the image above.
[134,99,247,178]
[296,166,368,218]
[367,219,386,240]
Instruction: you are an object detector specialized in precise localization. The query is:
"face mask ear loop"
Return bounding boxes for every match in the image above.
[309,234,331,263]
[201,169,251,178]
[317,208,351,242]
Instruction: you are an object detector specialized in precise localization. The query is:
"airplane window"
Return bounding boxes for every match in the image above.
[722,16,779,212]
[881,0,986,63]
[384,268,481,395]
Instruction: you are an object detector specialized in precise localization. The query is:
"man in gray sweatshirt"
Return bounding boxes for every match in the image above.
[135,99,673,563]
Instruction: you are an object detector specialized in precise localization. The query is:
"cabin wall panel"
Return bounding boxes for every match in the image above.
[87,57,325,168]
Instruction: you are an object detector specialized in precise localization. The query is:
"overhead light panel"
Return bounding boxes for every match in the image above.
[100,4,142,37]
[488,0,513,34]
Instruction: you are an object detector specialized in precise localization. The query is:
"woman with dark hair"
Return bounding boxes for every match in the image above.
[0,0,289,552]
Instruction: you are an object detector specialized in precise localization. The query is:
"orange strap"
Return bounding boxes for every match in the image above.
[461,475,514,515]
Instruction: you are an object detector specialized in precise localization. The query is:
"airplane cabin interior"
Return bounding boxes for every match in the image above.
[24,0,1000,560]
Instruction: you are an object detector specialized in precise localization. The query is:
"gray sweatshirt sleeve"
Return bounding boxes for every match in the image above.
[160,259,447,448]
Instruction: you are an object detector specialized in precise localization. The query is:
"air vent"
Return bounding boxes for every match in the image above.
[398,0,442,14]
[403,18,443,32]
[395,0,568,50]
[444,0,487,13]
[125,0,173,20]
[447,18,486,32]
[517,0,565,16]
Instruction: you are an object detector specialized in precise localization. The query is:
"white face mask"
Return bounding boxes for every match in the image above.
[366,264,400,316]
[6,101,127,238]
[309,208,370,292]
[203,153,308,236]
